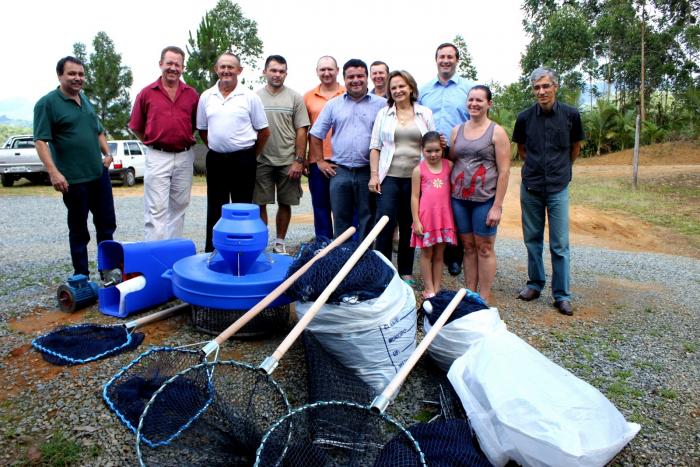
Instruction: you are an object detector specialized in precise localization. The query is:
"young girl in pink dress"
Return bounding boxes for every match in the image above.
[410,131,457,299]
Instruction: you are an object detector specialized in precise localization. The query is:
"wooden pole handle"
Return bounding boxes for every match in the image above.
[372,288,467,412]
[260,216,389,373]
[125,302,190,330]
[207,227,357,349]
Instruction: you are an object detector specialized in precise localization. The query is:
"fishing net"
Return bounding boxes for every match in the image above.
[136,360,290,466]
[285,239,394,303]
[32,304,188,366]
[190,304,291,337]
[103,347,204,435]
[251,332,423,466]
[255,401,425,466]
[32,324,144,365]
[422,289,488,326]
[104,232,357,440]
[297,333,491,466]
[384,418,493,467]
[303,330,374,404]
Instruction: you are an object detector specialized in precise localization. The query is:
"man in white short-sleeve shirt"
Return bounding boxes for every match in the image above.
[196,52,270,252]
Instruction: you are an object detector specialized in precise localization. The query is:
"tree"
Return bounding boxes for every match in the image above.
[72,32,133,138]
[520,4,594,96]
[452,34,477,80]
[185,0,263,92]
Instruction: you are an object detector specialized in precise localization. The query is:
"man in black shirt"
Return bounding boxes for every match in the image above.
[512,68,584,316]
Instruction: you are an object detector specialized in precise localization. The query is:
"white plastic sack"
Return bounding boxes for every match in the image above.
[295,251,417,394]
[424,307,503,371]
[447,311,640,467]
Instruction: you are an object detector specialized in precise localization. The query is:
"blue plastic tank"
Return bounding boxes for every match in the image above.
[169,251,293,309]
[168,203,293,310]
[212,204,268,276]
[97,238,196,318]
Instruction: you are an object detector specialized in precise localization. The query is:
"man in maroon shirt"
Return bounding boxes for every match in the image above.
[129,46,199,241]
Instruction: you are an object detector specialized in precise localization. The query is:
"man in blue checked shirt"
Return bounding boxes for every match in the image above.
[309,58,387,241]
[419,42,475,277]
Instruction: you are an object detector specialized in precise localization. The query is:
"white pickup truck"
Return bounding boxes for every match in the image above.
[0,135,48,187]
[0,135,146,187]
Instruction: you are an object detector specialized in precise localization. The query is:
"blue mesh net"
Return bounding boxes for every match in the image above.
[303,330,374,404]
[103,347,204,435]
[285,238,395,304]
[32,324,145,365]
[378,418,493,467]
[422,289,488,326]
[136,361,290,465]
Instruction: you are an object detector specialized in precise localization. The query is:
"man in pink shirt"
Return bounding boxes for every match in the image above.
[129,46,199,241]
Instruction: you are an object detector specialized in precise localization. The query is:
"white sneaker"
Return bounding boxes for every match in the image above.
[272,242,287,255]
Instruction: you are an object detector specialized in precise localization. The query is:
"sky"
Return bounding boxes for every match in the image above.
[1,0,529,122]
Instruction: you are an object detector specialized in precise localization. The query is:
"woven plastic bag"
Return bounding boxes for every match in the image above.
[446,309,640,467]
[295,252,416,394]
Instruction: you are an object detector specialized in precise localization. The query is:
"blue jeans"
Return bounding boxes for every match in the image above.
[62,167,116,276]
[375,176,415,277]
[520,184,570,301]
[451,196,498,237]
[308,163,333,239]
[329,165,374,241]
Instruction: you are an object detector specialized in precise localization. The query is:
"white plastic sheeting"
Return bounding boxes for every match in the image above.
[446,308,640,467]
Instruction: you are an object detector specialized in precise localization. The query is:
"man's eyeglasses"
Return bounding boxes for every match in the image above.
[533,83,554,91]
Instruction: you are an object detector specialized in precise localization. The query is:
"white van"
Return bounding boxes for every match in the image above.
[107,140,146,186]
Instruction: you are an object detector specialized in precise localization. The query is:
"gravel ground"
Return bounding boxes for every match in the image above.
[0,191,698,466]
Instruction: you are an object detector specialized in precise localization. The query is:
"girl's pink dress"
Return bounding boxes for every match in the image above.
[410,159,457,248]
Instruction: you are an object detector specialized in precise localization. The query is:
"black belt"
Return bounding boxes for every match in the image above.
[149,144,192,153]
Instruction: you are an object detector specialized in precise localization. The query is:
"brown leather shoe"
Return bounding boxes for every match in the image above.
[517,287,541,301]
[554,300,573,316]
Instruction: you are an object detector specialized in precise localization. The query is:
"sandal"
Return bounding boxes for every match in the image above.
[421,291,436,299]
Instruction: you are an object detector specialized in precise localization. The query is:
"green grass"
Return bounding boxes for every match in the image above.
[411,408,436,423]
[607,380,643,399]
[658,388,678,400]
[550,329,567,342]
[628,410,653,425]
[570,175,700,241]
[682,341,698,353]
[605,349,622,362]
[38,432,82,466]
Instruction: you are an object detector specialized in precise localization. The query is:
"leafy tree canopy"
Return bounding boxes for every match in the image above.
[184,0,263,92]
[452,34,478,80]
[73,32,133,138]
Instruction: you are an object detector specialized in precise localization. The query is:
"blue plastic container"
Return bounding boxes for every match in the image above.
[212,204,268,276]
[169,252,293,309]
[97,238,196,318]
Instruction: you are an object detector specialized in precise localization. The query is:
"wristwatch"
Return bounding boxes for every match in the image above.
[294,156,305,164]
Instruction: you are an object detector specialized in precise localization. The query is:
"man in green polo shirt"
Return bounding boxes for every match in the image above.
[34,56,116,277]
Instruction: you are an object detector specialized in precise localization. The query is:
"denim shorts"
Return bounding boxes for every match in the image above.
[451,196,497,237]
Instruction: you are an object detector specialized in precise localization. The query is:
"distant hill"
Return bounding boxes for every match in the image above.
[0,115,31,128]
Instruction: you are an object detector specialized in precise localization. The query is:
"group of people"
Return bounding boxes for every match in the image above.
[34,41,583,316]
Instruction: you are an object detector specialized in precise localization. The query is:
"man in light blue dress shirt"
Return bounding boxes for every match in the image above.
[419,43,475,277]
[309,58,387,241]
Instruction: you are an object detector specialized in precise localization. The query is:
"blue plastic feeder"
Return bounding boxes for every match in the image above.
[170,204,293,313]
[97,239,196,318]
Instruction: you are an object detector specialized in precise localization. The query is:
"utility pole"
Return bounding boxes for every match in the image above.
[639,0,647,122]
[633,101,641,189]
